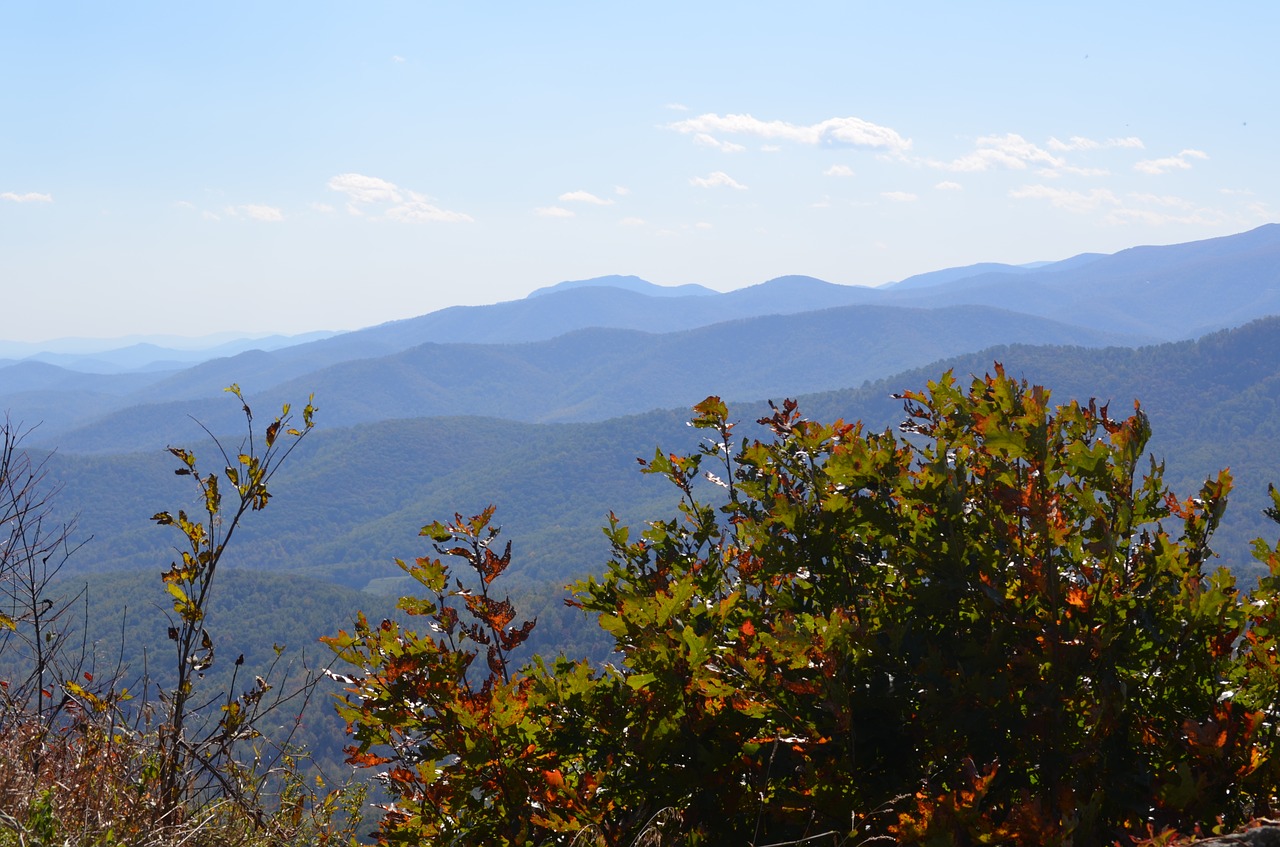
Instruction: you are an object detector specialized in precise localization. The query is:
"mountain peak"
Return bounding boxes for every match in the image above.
[526,275,717,299]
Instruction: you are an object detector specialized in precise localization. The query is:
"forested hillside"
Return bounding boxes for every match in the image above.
[32,316,1280,599]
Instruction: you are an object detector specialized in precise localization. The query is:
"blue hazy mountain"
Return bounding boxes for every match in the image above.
[526,274,718,298]
[34,303,1132,452]
[4,223,1280,452]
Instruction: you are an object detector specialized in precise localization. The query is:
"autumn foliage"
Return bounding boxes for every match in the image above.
[329,367,1280,846]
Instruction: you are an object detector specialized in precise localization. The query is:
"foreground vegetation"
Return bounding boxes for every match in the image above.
[5,367,1280,845]
[0,390,364,846]
[327,367,1280,846]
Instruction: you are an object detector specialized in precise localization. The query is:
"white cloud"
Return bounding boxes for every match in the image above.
[1011,182,1230,226]
[695,221,713,229]
[386,192,472,223]
[1009,184,1120,213]
[174,200,197,211]
[2,191,52,203]
[614,185,630,196]
[694,133,746,153]
[930,134,1064,172]
[1038,164,1111,178]
[310,202,335,213]
[619,216,646,226]
[670,112,912,154]
[824,165,855,177]
[1134,149,1208,175]
[1126,193,1195,210]
[559,190,614,205]
[327,173,472,223]
[934,181,963,191]
[391,55,406,63]
[664,103,690,111]
[329,173,402,204]
[1047,135,1145,151]
[690,171,748,190]
[1219,188,1254,196]
[239,204,284,222]
[535,206,574,218]
[201,211,220,221]
[881,191,918,202]
[761,144,782,153]
[1101,206,1227,226]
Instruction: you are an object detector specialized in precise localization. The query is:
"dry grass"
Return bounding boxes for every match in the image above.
[0,712,362,847]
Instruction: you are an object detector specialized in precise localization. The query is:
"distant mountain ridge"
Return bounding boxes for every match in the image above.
[28,303,1131,452]
[0,331,339,374]
[526,274,718,298]
[3,223,1280,454]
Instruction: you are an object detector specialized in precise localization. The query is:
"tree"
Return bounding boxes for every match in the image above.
[149,385,320,826]
[0,416,95,751]
[324,507,563,846]
[333,367,1280,846]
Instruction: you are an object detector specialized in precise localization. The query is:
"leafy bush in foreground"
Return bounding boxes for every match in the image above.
[330,367,1280,846]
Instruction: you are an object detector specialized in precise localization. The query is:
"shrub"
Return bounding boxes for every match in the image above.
[333,367,1280,846]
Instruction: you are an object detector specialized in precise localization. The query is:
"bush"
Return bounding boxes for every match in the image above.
[332,367,1280,846]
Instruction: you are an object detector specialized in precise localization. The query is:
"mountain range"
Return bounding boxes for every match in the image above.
[5,224,1280,453]
[0,222,1270,587]
[0,220,1277,703]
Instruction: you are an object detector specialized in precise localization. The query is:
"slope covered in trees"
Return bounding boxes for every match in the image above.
[30,316,1280,596]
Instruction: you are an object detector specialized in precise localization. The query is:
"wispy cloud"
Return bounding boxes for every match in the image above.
[1047,135,1144,152]
[670,113,912,154]
[391,54,406,63]
[328,173,400,205]
[327,173,473,222]
[1125,193,1195,211]
[1010,183,1227,226]
[934,181,963,191]
[619,216,646,226]
[1102,206,1228,226]
[881,191,918,202]
[236,204,284,222]
[1038,164,1111,178]
[180,198,281,221]
[559,190,614,205]
[928,134,1064,172]
[690,171,748,190]
[694,133,746,153]
[824,165,855,177]
[664,103,690,111]
[2,191,52,203]
[1134,149,1209,175]
[535,206,574,218]
[1009,184,1120,213]
[614,186,630,196]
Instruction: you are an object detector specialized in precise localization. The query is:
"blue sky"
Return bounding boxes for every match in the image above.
[2,3,1275,342]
